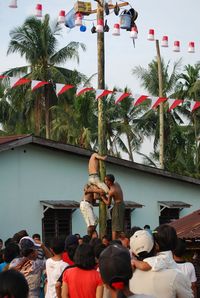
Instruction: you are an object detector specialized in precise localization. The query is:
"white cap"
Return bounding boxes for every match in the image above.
[130,230,154,256]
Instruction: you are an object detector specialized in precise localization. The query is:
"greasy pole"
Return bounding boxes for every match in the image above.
[97,0,107,238]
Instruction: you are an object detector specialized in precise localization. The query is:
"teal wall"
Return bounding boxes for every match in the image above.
[0,144,199,242]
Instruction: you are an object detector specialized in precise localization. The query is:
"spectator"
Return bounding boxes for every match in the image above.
[193,252,200,298]
[0,243,20,272]
[45,238,68,298]
[62,243,103,298]
[0,269,29,298]
[0,239,3,263]
[102,235,110,247]
[129,225,194,298]
[118,232,130,248]
[99,243,154,298]
[9,236,51,298]
[173,238,197,297]
[32,234,45,260]
[62,235,78,265]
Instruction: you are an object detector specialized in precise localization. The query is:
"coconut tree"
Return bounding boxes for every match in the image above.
[4,14,86,138]
[132,58,183,170]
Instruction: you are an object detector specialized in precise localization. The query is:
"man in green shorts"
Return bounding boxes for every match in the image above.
[101,174,125,240]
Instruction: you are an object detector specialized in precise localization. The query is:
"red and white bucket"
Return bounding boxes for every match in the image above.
[9,0,17,8]
[130,26,138,39]
[96,19,104,33]
[161,36,168,47]
[148,29,154,41]
[188,42,195,53]
[112,24,120,36]
[173,41,180,52]
[35,4,42,18]
[58,10,65,23]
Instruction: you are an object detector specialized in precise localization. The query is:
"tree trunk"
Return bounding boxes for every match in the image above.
[34,94,41,136]
[44,85,50,139]
[156,40,164,170]
[97,0,107,238]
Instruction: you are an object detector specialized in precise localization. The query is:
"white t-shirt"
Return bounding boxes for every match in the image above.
[144,251,178,271]
[176,261,197,283]
[45,258,68,298]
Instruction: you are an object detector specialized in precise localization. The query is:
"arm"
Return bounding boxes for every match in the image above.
[131,259,152,271]
[40,243,53,259]
[94,153,107,161]
[55,281,62,298]
[191,282,197,298]
[96,285,103,298]
[101,194,112,206]
[62,282,69,298]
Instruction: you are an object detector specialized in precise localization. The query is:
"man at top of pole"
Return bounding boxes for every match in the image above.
[88,152,109,194]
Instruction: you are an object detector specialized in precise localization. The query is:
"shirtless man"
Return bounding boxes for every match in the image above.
[88,152,109,194]
[101,174,125,240]
[80,184,105,237]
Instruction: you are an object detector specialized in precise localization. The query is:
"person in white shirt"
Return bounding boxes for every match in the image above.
[173,238,197,298]
[99,243,155,298]
[45,238,68,298]
[129,225,194,298]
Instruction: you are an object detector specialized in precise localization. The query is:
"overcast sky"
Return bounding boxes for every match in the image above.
[1,0,200,93]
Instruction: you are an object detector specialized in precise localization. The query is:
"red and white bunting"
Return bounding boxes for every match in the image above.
[190,100,200,112]
[31,80,49,91]
[0,75,7,79]
[9,77,30,88]
[114,92,131,104]
[133,94,148,106]
[168,98,183,111]
[96,89,113,100]
[150,97,167,109]
[56,84,74,96]
[76,86,93,96]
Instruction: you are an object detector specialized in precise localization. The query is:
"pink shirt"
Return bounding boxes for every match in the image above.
[63,267,103,298]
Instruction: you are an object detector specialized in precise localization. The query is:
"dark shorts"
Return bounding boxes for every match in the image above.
[112,201,125,232]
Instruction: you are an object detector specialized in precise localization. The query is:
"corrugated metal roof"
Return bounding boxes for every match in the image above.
[158,201,191,208]
[169,209,200,239]
[124,201,144,209]
[40,200,80,209]
[0,135,31,144]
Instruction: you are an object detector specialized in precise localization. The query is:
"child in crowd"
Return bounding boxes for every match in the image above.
[131,225,178,272]
[45,238,68,298]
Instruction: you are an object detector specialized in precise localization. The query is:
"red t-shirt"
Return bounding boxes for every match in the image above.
[63,267,103,298]
[62,252,74,266]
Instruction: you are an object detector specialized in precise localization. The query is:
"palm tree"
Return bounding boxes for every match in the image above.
[175,64,200,174]
[4,14,86,138]
[132,58,183,170]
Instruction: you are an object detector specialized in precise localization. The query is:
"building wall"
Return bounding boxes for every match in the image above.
[0,144,199,241]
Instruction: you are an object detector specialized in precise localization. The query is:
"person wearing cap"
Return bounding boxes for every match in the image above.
[101,174,125,240]
[99,243,155,298]
[129,227,194,298]
[9,236,51,298]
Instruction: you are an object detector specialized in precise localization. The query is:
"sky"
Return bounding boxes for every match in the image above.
[0,0,200,161]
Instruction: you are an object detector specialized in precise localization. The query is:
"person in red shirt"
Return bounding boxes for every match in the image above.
[62,243,103,298]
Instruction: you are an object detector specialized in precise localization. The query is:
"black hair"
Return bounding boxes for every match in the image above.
[21,248,35,258]
[74,243,96,270]
[173,238,186,257]
[130,226,142,237]
[12,230,28,244]
[105,174,115,183]
[0,239,3,244]
[89,238,102,248]
[110,240,122,246]
[153,224,177,252]
[94,244,107,260]
[144,225,150,230]
[32,234,41,240]
[49,238,65,255]
[0,269,29,298]
[82,235,91,244]
[75,233,81,239]
[4,243,20,263]
[5,238,14,248]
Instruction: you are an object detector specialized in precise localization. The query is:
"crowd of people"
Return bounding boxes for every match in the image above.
[0,224,199,298]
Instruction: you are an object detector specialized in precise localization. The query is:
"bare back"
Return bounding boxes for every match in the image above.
[109,182,123,203]
[88,153,107,174]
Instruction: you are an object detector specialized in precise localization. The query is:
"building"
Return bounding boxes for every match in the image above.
[0,134,199,242]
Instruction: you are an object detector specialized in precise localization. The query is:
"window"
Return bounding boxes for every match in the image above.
[159,207,180,225]
[42,208,72,245]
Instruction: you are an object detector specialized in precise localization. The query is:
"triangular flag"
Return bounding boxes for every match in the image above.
[56,83,74,96]
[150,97,167,109]
[168,98,183,111]
[31,80,49,91]
[133,94,148,106]
[96,89,113,100]
[0,75,7,79]
[190,100,200,112]
[76,87,93,96]
[114,92,131,104]
[9,77,30,88]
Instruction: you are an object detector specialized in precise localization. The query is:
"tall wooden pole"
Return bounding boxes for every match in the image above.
[97,0,107,238]
[156,39,164,169]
